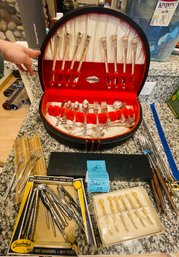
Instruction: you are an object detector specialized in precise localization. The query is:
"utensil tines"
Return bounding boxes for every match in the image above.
[3,154,24,200]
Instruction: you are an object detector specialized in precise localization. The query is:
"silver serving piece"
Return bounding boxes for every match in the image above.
[101,36,111,88]
[122,34,129,74]
[131,37,138,75]
[51,34,61,85]
[111,34,118,86]
[58,32,71,86]
[73,35,92,86]
[82,99,89,136]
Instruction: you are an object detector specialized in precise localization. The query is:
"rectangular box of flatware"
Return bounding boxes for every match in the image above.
[8,176,96,256]
[38,5,150,150]
[93,186,164,247]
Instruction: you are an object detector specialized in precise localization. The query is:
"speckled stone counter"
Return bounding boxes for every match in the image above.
[0,55,179,255]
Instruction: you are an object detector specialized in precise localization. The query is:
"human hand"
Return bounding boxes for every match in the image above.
[0,39,41,75]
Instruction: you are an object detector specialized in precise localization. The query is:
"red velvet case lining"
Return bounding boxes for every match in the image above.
[42,60,146,93]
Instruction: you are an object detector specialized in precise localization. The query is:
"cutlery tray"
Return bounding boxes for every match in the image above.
[38,5,150,150]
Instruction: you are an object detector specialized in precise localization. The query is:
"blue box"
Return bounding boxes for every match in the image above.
[125,0,179,61]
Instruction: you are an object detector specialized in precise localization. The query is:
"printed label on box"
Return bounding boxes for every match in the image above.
[87,160,110,193]
[150,0,178,27]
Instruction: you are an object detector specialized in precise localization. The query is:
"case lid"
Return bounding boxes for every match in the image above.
[38,6,150,96]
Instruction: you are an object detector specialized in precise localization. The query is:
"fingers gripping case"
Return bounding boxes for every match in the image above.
[38,6,150,150]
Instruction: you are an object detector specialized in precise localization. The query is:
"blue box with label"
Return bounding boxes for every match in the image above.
[125,0,179,61]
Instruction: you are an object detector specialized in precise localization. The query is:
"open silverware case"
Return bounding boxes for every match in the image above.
[38,6,150,150]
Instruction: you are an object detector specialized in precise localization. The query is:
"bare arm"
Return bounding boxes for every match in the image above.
[0,39,41,75]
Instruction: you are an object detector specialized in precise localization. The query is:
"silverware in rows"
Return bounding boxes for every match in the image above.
[66,32,83,84]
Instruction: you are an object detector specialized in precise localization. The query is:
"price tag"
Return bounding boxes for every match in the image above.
[150,0,179,27]
[87,160,110,193]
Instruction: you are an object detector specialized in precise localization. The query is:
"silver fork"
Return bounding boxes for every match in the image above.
[18,151,43,194]
[3,154,24,200]
[11,152,37,192]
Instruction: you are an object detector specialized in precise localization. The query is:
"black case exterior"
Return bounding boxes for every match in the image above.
[47,152,153,181]
[38,6,150,150]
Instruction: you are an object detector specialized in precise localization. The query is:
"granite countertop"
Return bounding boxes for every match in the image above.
[0,58,179,255]
[148,54,179,77]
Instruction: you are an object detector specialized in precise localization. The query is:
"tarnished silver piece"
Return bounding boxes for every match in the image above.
[51,34,61,85]
[66,32,83,84]
[82,99,89,136]
[20,187,37,238]
[111,34,118,86]
[72,101,80,127]
[58,32,71,86]
[101,36,111,88]
[3,154,24,200]
[86,76,100,84]
[38,184,68,241]
[45,189,68,228]
[60,100,72,125]
[77,35,91,72]
[73,35,92,86]
[93,101,105,137]
[61,32,71,71]
[61,186,81,214]
[101,101,111,128]
[122,35,129,74]
[42,184,72,220]
[55,100,66,127]
[64,101,80,131]
[57,184,84,231]
[12,152,37,192]
[44,203,50,230]
[70,32,83,70]
[49,210,57,237]
[113,100,123,110]
[18,151,43,194]
[28,188,39,240]
[131,37,138,75]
